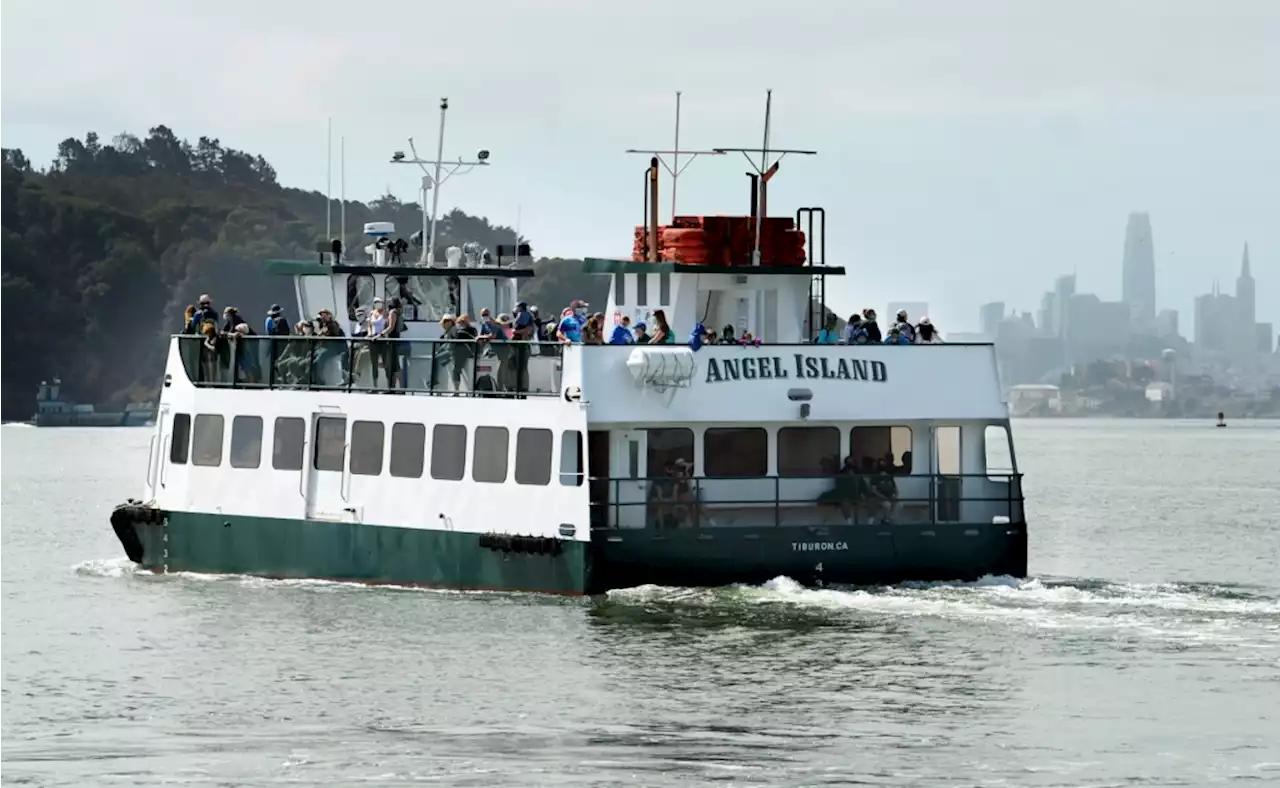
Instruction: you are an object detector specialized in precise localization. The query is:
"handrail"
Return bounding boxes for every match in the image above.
[174,335,564,397]
[590,473,1024,530]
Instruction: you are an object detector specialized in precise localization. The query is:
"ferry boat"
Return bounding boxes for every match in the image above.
[33,378,157,427]
[109,96,1027,594]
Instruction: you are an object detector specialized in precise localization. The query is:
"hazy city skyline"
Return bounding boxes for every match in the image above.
[3,0,1276,333]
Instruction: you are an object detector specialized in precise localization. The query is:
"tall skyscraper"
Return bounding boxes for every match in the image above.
[1122,212,1156,324]
[1237,242,1255,328]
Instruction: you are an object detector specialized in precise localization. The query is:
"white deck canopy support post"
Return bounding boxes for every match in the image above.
[390,98,492,265]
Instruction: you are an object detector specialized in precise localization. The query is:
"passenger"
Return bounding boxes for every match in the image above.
[582,312,604,345]
[557,301,586,343]
[894,309,916,343]
[884,325,912,345]
[366,297,390,388]
[861,309,882,342]
[509,303,535,395]
[234,323,261,383]
[847,320,870,344]
[868,458,899,524]
[720,324,736,344]
[265,304,290,336]
[815,314,841,344]
[314,308,348,386]
[648,309,673,344]
[843,313,861,343]
[609,315,635,345]
[188,295,218,334]
[350,307,373,386]
[632,321,650,343]
[478,309,511,391]
[221,306,247,335]
[384,296,408,390]
[199,321,220,383]
[182,304,197,335]
[915,317,943,344]
[450,313,478,393]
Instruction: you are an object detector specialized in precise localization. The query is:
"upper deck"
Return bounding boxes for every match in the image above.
[167,334,1005,424]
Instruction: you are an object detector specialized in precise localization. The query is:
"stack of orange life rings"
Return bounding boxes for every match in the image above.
[631,216,806,266]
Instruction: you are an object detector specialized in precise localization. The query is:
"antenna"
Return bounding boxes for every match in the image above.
[340,135,346,262]
[326,118,333,241]
[626,91,724,221]
[390,97,492,265]
[713,90,818,266]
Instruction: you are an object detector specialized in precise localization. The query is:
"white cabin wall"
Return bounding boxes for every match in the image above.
[154,339,591,541]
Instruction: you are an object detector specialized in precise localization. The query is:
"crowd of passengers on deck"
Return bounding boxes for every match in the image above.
[178,290,946,391]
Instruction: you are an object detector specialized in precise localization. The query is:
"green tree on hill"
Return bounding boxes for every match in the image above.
[0,127,603,421]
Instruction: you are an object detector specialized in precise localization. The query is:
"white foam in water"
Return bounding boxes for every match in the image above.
[605,573,1280,648]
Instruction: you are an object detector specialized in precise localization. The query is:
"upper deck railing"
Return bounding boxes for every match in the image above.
[175,335,566,397]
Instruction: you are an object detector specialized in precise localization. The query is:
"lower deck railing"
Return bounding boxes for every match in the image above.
[176,335,564,397]
[589,473,1024,530]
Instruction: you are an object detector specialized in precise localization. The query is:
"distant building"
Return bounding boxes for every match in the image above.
[1008,384,1062,416]
[1194,285,1233,352]
[1238,243,1256,330]
[979,301,1005,337]
[1122,212,1157,325]
[1155,309,1179,338]
[1258,323,1275,354]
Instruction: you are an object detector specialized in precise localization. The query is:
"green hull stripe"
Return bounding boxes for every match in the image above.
[138,512,587,595]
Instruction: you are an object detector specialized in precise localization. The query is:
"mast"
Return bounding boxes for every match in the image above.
[626,91,723,223]
[428,98,448,265]
[711,90,817,266]
[340,136,346,261]
[390,98,491,266]
[326,118,333,241]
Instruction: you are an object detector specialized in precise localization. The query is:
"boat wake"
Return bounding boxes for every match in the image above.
[599,574,1280,648]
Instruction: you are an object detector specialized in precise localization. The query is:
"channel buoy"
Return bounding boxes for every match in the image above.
[1216,411,1227,428]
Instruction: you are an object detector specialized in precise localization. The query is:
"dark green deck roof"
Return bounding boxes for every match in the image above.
[264,259,535,278]
[581,258,846,276]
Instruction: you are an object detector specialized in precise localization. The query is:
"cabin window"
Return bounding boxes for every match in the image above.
[383,275,441,322]
[984,425,1013,479]
[658,273,670,304]
[350,420,385,476]
[703,427,767,477]
[935,426,961,475]
[313,417,346,472]
[430,424,467,481]
[191,414,224,467]
[170,413,191,464]
[636,274,649,307]
[229,415,263,469]
[467,279,497,319]
[346,274,375,322]
[614,273,626,305]
[776,426,841,477]
[849,426,914,473]
[389,422,426,478]
[514,428,553,486]
[646,428,692,477]
[272,417,305,471]
[472,426,509,484]
[559,430,584,486]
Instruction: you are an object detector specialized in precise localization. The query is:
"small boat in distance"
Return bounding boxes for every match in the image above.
[108,93,1027,594]
[32,377,156,427]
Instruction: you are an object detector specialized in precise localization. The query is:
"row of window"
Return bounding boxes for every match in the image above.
[613,272,670,308]
[645,425,913,478]
[642,424,1008,478]
[168,413,584,487]
[344,274,513,324]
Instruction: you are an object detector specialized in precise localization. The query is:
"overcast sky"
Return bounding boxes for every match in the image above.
[3,0,1277,333]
